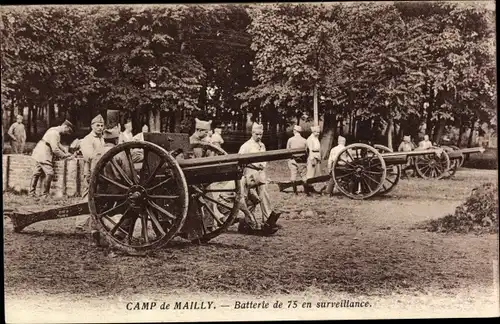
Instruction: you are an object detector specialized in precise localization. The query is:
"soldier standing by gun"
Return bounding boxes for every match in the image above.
[238,122,281,234]
[8,115,27,154]
[285,125,307,195]
[304,125,322,196]
[325,135,347,196]
[29,120,75,197]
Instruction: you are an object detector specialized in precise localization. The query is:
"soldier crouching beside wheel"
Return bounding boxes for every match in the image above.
[237,122,281,235]
[83,127,135,246]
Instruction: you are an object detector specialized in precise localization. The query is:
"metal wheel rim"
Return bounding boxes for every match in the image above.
[89,141,189,255]
[333,143,387,200]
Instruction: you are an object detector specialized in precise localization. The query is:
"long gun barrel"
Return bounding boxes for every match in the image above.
[447,147,485,160]
[380,148,444,165]
[178,148,306,168]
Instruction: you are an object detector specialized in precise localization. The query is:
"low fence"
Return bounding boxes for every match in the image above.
[2,154,86,197]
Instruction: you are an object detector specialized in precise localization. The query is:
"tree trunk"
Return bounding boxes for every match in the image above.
[313,84,319,125]
[467,118,477,147]
[27,103,32,140]
[387,117,394,151]
[33,105,38,137]
[320,108,336,160]
[457,115,464,147]
[433,118,446,144]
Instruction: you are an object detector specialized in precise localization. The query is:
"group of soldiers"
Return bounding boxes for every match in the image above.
[284,124,347,196]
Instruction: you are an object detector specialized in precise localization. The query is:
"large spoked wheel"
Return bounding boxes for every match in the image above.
[413,148,451,180]
[440,146,461,179]
[332,143,387,200]
[184,142,241,243]
[89,141,189,256]
[373,144,401,195]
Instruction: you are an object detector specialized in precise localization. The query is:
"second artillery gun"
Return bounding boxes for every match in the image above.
[276,143,485,199]
[6,133,306,256]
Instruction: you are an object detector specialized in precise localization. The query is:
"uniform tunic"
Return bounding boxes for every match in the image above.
[238,138,272,222]
[419,140,433,150]
[80,131,105,180]
[211,133,224,148]
[398,142,414,152]
[119,131,134,143]
[286,134,307,182]
[32,126,70,167]
[8,122,26,154]
[306,134,321,180]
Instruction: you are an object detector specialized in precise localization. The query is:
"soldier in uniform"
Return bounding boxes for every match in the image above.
[189,118,212,158]
[211,128,224,148]
[80,114,105,185]
[418,134,433,150]
[238,123,281,234]
[83,127,134,245]
[305,125,322,196]
[29,120,74,197]
[325,135,347,196]
[8,115,27,154]
[133,124,149,142]
[285,125,307,194]
[119,119,134,143]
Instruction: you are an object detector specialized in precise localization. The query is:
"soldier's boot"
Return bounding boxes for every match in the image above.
[304,184,312,196]
[292,182,298,195]
[41,174,54,198]
[29,174,41,197]
[262,211,282,235]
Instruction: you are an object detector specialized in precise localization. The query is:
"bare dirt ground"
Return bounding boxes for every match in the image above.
[3,163,499,321]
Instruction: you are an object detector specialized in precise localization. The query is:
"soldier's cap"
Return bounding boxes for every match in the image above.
[252,122,264,132]
[91,114,105,125]
[293,125,302,132]
[16,114,23,119]
[403,135,411,141]
[338,135,346,143]
[195,118,212,131]
[103,127,120,140]
[311,125,320,132]
[62,120,75,131]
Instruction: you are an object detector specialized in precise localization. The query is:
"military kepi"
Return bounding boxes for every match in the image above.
[91,114,104,125]
[252,122,264,132]
[62,119,75,131]
[195,118,212,130]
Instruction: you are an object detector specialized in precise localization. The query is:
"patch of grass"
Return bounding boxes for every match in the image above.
[426,182,499,234]
[462,148,498,170]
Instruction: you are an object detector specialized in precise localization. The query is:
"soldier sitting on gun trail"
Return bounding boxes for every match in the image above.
[281,125,307,195]
[211,128,224,148]
[190,118,212,158]
[84,126,136,245]
[238,122,281,233]
[398,135,415,179]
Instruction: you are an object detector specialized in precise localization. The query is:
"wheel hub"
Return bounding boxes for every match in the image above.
[127,185,148,208]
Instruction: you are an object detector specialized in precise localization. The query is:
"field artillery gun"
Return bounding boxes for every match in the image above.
[6,133,306,256]
[410,146,485,180]
[277,143,447,200]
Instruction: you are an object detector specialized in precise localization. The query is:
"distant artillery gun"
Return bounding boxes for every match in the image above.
[6,133,306,256]
[277,143,446,199]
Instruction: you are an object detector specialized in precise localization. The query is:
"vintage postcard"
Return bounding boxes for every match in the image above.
[2,2,498,322]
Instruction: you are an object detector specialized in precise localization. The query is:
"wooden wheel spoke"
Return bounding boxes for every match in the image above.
[125,148,139,184]
[99,174,129,191]
[202,188,237,193]
[147,176,173,192]
[364,169,384,175]
[360,177,375,193]
[146,207,167,237]
[141,213,149,244]
[345,150,356,163]
[94,193,127,199]
[110,159,134,186]
[143,159,166,187]
[147,200,177,220]
[126,217,136,244]
[148,194,180,200]
[199,201,224,227]
[109,207,131,236]
[335,171,357,179]
[338,157,357,169]
[361,172,382,185]
[98,200,128,218]
[199,193,234,211]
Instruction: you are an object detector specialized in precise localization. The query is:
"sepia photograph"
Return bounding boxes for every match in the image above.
[2,2,498,322]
